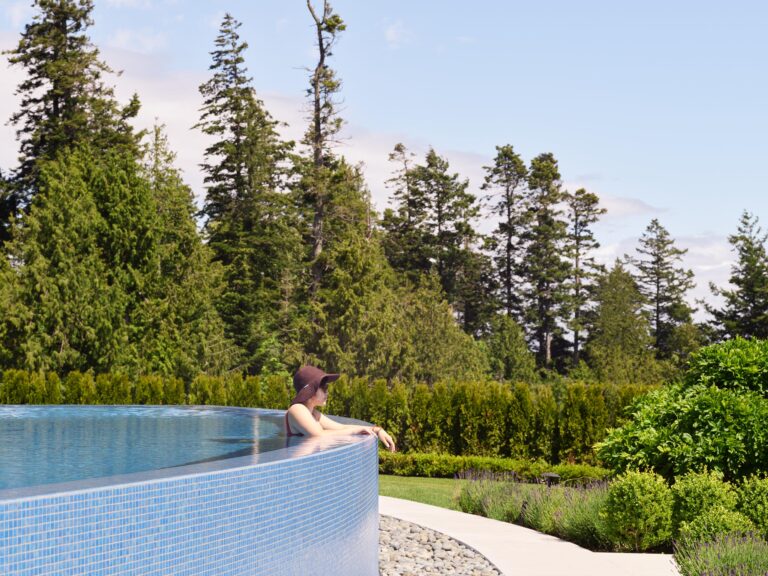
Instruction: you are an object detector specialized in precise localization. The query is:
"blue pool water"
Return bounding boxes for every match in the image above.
[0,405,290,490]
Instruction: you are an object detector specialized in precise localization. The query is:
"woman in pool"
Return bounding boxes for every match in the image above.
[285,365,396,452]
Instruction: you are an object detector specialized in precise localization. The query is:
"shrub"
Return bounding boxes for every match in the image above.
[133,375,164,404]
[597,382,768,482]
[684,337,768,396]
[163,377,186,405]
[259,374,291,409]
[675,533,768,576]
[559,482,610,550]
[96,373,132,404]
[738,476,768,537]
[601,470,673,551]
[672,470,738,535]
[378,451,611,482]
[0,369,31,403]
[63,371,97,404]
[678,506,756,543]
[456,476,531,522]
[520,485,567,534]
[188,375,227,406]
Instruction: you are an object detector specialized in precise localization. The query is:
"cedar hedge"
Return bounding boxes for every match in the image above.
[0,369,653,464]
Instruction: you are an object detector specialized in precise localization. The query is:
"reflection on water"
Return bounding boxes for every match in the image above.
[0,406,291,490]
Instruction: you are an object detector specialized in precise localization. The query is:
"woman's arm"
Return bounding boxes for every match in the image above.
[287,405,369,437]
[317,412,357,430]
[318,412,396,452]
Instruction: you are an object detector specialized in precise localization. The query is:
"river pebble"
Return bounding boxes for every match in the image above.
[379,515,502,576]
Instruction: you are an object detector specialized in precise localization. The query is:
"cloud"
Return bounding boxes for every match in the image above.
[5,1,34,30]
[384,20,410,49]
[108,28,167,54]
[593,233,733,319]
[598,194,663,219]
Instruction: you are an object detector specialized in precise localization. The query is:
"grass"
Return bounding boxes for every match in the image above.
[378,474,467,510]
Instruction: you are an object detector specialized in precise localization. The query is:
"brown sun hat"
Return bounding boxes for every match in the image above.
[291,365,340,405]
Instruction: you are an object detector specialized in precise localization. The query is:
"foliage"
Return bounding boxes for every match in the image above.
[684,336,768,396]
[563,187,606,365]
[456,476,610,550]
[378,451,611,482]
[678,506,756,543]
[737,476,768,537]
[3,0,140,237]
[598,339,768,482]
[601,470,673,551]
[1,144,230,379]
[631,218,697,361]
[195,14,299,374]
[671,470,738,535]
[597,382,768,482]
[557,482,610,549]
[481,144,528,321]
[708,211,768,340]
[674,533,768,576]
[484,314,537,382]
[585,261,665,384]
[520,153,571,367]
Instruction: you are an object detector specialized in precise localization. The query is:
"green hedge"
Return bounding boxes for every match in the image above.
[378,451,611,482]
[0,369,653,463]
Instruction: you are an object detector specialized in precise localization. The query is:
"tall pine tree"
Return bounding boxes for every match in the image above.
[708,211,768,339]
[304,0,346,296]
[564,188,605,365]
[381,143,430,279]
[3,0,140,241]
[586,261,662,384]
[482,144,528,321]
[520,153,571,367]
[195,13,300,373]
[631,219,696,359]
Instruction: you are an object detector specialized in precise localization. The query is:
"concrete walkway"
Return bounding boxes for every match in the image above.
[379,496,680,576]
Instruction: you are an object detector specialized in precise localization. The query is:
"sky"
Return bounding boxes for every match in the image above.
[1,0,767,314]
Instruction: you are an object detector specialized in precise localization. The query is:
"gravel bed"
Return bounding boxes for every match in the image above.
[379,515,502,576]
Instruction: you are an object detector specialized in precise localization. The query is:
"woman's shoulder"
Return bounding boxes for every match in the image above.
[287,404,321,421]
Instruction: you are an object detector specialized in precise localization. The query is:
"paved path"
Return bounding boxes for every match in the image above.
[379,496,680,576]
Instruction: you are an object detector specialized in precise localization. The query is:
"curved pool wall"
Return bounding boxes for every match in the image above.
[0,407,379,576]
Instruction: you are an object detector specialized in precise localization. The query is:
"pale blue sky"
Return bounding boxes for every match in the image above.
[2,0,767,308]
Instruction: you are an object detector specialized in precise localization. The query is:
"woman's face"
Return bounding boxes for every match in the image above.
[313,385,328,406]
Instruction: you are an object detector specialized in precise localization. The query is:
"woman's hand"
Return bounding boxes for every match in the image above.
[375,428,396,452]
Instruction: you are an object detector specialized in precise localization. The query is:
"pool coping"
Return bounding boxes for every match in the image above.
[0,405,373,503]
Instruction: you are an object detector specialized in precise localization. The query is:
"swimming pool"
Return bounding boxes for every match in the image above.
[0,406,379,575]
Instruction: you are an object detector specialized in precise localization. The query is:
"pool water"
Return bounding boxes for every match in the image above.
[0,405,287,490]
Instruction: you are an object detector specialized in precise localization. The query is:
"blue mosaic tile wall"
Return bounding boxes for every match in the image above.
[0,435,379,576]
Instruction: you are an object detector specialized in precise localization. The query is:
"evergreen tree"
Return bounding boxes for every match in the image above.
[407,148,482,325]
[632,218,696,359]
[0,169,12,245]
[304,0,346,295]
[3,147,133,373]
[137,124,235,379]
[482,144,528,321]
[195,13,300,373]
[3,0,140,236]
[586,262,662,384]
[398,274,490,385]
[2,142,232,378]
[520,153,571,367]
[484,313,536,382]
[708,211,768,339]
[564,188,605,365]
[381,143,430,278]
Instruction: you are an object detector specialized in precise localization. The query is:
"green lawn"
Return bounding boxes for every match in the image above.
[378,474,467,510]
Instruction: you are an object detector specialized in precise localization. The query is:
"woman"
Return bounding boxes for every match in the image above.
[285,365,396,452]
